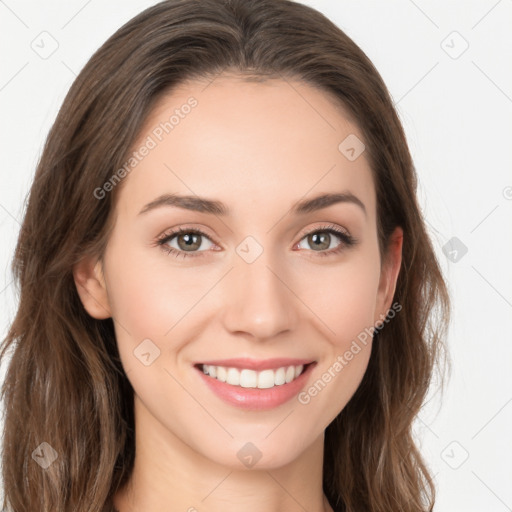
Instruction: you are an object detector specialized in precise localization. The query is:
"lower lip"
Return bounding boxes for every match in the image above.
[195,363,316,411]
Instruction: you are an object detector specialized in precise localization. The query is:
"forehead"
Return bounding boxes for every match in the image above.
[116,74,376,222]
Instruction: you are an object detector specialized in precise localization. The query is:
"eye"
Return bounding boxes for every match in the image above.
[157,227,215,259]
[295,224,356,257]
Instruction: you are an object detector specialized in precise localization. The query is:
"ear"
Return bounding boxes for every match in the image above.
[373,226,403,326]
[73,256,112,319]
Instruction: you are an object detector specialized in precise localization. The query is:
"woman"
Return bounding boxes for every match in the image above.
[0,0,450,510]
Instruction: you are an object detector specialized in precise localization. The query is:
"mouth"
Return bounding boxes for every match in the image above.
[193,359,317,410]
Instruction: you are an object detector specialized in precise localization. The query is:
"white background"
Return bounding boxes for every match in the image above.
[1,1,511,511]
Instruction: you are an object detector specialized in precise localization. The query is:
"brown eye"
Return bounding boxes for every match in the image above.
[175,232,202,251]
[306,232,331,251]
[157,228,215,258]
[296,225,356,257]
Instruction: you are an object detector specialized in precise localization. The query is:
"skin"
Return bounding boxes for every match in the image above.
[74,74,402,512]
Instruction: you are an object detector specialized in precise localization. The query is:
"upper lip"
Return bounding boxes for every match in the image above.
[196,358,315,371]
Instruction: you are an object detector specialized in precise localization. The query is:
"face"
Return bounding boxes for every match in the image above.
[75,74,402,470]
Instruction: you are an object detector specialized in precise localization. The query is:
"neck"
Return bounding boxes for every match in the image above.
[113,395,334,512]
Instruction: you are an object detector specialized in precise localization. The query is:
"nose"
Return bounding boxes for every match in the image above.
[220,251,299,341]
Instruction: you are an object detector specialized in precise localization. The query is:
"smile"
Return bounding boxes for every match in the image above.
[194,360,317,410]
[199,363,307,389]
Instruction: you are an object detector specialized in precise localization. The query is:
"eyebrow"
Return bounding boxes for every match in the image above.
[138,191,366,217]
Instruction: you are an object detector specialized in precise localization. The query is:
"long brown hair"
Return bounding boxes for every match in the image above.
[0,1,450,510]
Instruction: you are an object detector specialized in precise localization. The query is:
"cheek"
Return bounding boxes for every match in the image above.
[102,241,221,383]
[297,253,381,345]
[292,253,380,415]
[104,242,212,337]
[104,250,206,425]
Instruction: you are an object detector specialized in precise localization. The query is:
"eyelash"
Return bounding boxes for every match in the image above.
[155,224,357,260]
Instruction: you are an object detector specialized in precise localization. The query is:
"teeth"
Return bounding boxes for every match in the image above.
[201,364,305,389]
[216,366,226,382]
[226,367,240,386]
